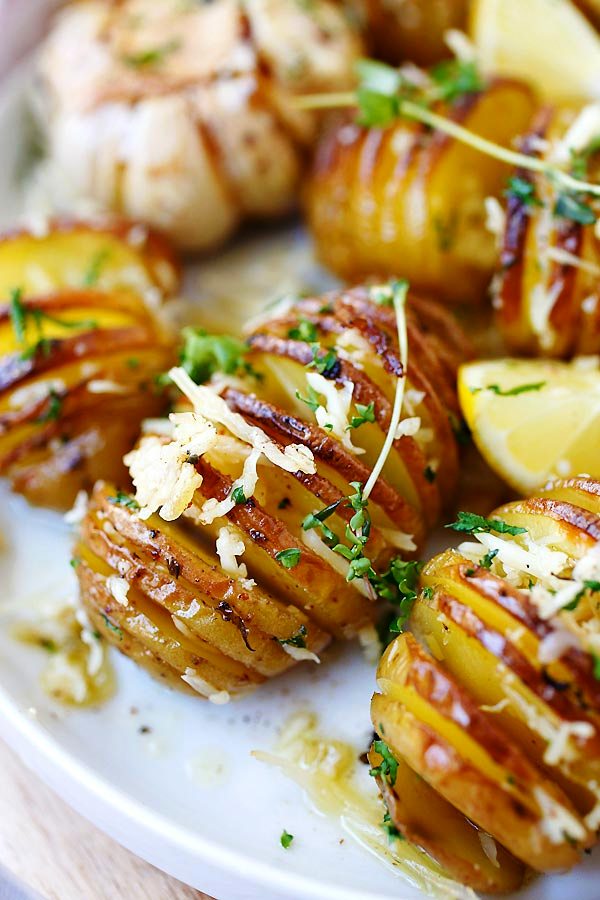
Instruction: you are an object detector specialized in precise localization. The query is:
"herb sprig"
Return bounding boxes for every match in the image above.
[446,512,527,537]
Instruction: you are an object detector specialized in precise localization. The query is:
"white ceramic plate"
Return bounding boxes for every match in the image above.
[1,57,600,900]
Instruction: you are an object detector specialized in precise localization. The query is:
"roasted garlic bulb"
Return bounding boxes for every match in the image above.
[495,106,600,356]
[75,285,471,699]
[0,220,177,509]
[306,78,535,303]
[34,0,362,252]
[371,476,600,891]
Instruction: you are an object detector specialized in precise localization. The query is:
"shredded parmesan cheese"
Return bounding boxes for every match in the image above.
[215,525,249,580]
[64,489,88,526]
[305,372,364,454]
[181,667,231,704]
[106,575,130,607]
[282,644,321,664]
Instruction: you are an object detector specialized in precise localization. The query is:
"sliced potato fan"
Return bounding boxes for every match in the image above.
[372,477,600,890]
[75,285,471,697]
[0,219,177,509]
[306,76,535,303]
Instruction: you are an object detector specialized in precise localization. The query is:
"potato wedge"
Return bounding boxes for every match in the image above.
[0,220,177,509]
[306,79,536,303]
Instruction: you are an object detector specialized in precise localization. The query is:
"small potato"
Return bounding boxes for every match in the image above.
[0,219,176,509]
[306,79,536,303]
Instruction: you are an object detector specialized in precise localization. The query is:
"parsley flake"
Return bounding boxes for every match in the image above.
[347,401,375,430]
[369,740,398,786]
[280,830,294,850]
[275,548,302,569]
[505,175,541,207]
[471,382,546,397]
[288,318,318,342]
[446,512,527,536]
[108,491,140,511]
[277,625,307,649]
[554,192,596,226]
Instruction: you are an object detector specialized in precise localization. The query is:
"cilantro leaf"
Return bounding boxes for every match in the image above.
[108,491,140,511]
[307,343,340,379]
[231,486,247,505]
[480,549,499,569]
[295,386,321,412]
[429,58,483,103]
[446,512,527,536]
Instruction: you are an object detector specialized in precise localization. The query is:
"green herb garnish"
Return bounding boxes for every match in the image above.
[108,491,140,511]
[348,401,375,430]
[480,549,499,569]
[122,38,181,68]
[101,614,123,640]
[178,328,249,384]
[277,625,307,649]
[280,830,294,850]
[471,382,546,397]
[295,386,321,412]
[275,548,302,569]
[369,740,398,786]
[554,192,597,225]
[288,318,318,343]
[446,512,527,536]
[231,486,247,505]
[505,175,541,207]
[83,248,111,287]
[307,343,340,379]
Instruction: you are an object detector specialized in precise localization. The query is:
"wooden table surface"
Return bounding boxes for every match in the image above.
[0,738,214,900]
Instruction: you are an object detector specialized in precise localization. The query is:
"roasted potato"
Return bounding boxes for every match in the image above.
[34,0,363,252]
[356,0,469,66]
[75,285,471,697]
[495,107,600,356]
[371,477,600,889]
[306,77,536,303]
[0,219,177,509]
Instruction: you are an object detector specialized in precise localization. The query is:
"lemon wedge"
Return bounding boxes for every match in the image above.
[470,0,600,102]
[458,359,600,493]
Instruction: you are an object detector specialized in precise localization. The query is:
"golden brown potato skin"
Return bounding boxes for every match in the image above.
[357,0,469,66]
[76,285,471,696]
[372,478,600,888]
[495,108,600,356]
[0,220,176,509]
[306,79,536,304]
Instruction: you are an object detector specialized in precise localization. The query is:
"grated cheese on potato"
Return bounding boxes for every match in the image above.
[305,371,364,455]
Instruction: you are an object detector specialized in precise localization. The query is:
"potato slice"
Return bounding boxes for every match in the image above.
[369,747,526,892]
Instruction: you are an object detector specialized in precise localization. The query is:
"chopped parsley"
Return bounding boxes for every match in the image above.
[564,580,600,611]
[277,625,307,649]
[275,548,302,569]
[369,739,398,786]
[446,512,527,537]
[101,614,123,640]
[470,382,546,397]
[280,829,294,850]
[179,328,250,384]
[429,58,483,103]
[371,559,422,638]
[382,810,403,841]
[593,653,600,681]
[295,386,321,412]
[231,486,247,505]
[288,318,318,342]
[307,343,340,379]
[35,388,63,423]
[122,38,181,68]
[347,401,375,430]
[9,287,26,344]
[7,287,98,359]
[69,557,80,569]
[480,549,499,569]
[83,248,111,286]
[554,192,596,226]
[108,491,140,511]
[505,175,541,207]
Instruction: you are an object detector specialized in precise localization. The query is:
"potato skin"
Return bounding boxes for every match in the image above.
[371,478,600,886]
[495,107,600,356]
[357,0,469,66]
[35,0,363,251]
[76,285,470,695]
[306,79,536,304]
[0,220,176,509]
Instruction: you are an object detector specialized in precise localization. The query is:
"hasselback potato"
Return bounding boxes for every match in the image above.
[0,219,177,509]
[371,476,600,891]
[74,284,471,699]
[495,106,600,356]
[306,77,535,303]
[356,0,469,66]
[34,0,362,252]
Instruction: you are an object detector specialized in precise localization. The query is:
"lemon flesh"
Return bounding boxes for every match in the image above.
[458,359,600,494]
[470,0,600,102]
